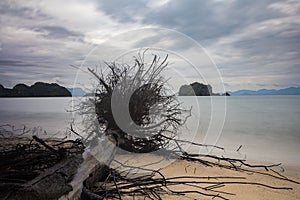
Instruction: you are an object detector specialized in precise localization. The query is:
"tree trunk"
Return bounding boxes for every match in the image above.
[6,154,83,200]
[3,136,115,200]
[59,136,116,200]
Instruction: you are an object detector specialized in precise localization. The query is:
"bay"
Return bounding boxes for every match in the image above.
[0,96,299,166]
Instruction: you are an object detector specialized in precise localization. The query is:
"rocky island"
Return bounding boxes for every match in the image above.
[0,82,71,97]
[179,82,230,96]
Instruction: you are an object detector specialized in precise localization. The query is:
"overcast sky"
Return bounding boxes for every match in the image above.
[0,0,299,92]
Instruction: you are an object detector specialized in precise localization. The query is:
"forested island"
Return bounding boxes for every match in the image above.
[179,82,230,96]
[0,82,71,97]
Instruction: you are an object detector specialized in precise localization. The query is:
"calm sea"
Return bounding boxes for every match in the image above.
[0,96,299,166]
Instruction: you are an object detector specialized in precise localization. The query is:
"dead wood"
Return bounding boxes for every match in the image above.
[0,135,84,200]
[78,137,299,200]
[71,52,299,199]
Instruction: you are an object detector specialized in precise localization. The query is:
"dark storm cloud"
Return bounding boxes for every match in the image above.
[0,0,299,90]
[34,26,84,40]
[149,0,287,46]
[144,0,224,40]
[95,0,284,41]
[0,0,94,87]
[0,59,35,67]
[232,33,300,60]
[0,1,48,20]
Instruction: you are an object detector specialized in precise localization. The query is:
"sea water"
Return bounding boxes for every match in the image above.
[0,96,299,166]
[0,97,73,136]
[180,96,300,166]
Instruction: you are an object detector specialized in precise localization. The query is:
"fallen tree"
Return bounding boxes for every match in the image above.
[0,135,84,200]
[1,51,299,199]
[74,51,299,199]
[82,51,191,153]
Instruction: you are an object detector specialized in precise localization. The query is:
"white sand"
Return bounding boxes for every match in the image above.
[113,153,300,200]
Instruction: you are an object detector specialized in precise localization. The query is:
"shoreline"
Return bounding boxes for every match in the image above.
[160,159,300,200]
[113,152,300,200]
[1,136,299,199]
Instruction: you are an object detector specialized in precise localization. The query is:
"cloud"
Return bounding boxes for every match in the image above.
[95,0,148,23]
[0,1,48,20]
[0,0,299,91]
[0,59,35,67]
[91,0,300,90]
[34,26,84,40]
[139,0,285,41]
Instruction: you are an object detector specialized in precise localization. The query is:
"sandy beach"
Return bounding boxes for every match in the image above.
[159,159,300,200]
[3,136,299,199]
[113,153,300,200]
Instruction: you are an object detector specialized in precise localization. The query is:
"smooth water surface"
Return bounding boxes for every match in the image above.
[0,96,299,166]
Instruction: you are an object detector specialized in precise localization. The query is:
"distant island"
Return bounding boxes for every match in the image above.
[228,87,300,96]
[0,82,71,97]
[179,82,300,96]
[2,82,299,97]
[179,82,230,96]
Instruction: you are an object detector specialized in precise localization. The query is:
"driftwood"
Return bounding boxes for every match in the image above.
[59,136,116,200]
[8,155,83,200]
[2,127,298,200]
[0,136,84,200]
[2,52,297,199]
[80,52,191,154]
[70,52,299,199]
[0,127,117,200]
[81,137,299,200]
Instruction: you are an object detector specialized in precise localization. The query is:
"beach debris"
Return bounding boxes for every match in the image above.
[80,50,191,153]
[2,51,299,200]
[72,51,299,199]
[81,144,299,200]
[0,135,84,200]
[236,145,242,152]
